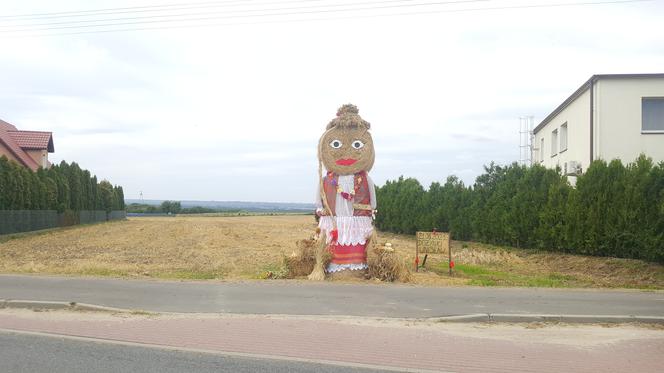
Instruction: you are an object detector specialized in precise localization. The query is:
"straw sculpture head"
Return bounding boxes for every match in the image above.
[318,104,375,175]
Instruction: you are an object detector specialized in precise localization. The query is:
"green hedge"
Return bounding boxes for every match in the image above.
[0,156,125,213]
[376,155,664,263]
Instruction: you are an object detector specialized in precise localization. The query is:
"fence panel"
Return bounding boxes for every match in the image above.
[96,211,108,222]
[79,210,93,225]
[0,210,126,235]
[32,210,58,231]
[108,211,126,221]
[0,210,58,235]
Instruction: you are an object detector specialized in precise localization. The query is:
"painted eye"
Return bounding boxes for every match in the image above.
[329,140,343,149]
[352,140,365,149]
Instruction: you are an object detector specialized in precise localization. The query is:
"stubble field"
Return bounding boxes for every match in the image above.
[1,215,663,288]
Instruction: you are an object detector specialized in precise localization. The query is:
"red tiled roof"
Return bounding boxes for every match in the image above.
[0,119,54,171]
[8,130,54,152]
[0,119,18,131]
[0,126,39,171]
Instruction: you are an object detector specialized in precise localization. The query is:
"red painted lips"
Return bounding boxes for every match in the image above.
[335,158,357,166]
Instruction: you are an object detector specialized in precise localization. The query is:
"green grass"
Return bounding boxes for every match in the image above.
[154,270,223,280]
[436,263,584,288]
[78,268,130,277]
[75,268,224,280]
[255,263,289,280]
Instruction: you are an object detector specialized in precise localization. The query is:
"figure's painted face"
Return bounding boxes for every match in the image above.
[319,126,375,175]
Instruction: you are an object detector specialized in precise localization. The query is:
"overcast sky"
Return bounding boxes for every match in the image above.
[1,0,663,202]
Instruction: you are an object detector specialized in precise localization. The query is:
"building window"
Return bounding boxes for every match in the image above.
[560,123,568,152]
[540,138,544,162]
[642,98,664,132]
[551,129,558,157]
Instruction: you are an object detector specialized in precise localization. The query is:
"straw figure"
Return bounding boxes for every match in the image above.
[308,104,378,280]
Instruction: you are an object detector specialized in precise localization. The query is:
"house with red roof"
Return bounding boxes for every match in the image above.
[0,119,54,171]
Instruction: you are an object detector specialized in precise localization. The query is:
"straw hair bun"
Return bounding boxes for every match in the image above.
[336,104,359,116]
[326,104,371,131]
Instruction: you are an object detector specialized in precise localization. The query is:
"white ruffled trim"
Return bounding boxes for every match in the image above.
[318,216,373,245]
[326,263,368,273]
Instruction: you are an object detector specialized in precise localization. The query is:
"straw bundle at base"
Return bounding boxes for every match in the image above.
[367,242,411,283]
[284,239,316,277]
[307,231,331,281]
[285,237,332,278]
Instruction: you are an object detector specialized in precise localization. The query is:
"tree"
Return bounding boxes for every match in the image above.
[160,200,182,214]
[98,180,115,213]
[0,158,125,216]
[375,155,664,263]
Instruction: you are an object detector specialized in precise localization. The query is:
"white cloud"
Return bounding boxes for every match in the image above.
[1,0,663,201]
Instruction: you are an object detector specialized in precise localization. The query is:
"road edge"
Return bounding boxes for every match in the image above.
[2,299,664,324]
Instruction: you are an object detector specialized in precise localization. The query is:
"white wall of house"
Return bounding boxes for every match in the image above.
[535,75,664,176]
[595,77,664,163]
[534,89,591,173]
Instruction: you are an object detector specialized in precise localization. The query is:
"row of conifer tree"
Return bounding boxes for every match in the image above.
[0,156,125,213]
[376,155,664,263]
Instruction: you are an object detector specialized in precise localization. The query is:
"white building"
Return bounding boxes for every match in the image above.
[533,74,664,177]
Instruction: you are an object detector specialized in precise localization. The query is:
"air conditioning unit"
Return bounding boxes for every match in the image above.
[565,161,582,176]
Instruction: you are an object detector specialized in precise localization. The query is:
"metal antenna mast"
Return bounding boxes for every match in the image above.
[519,116,534,166]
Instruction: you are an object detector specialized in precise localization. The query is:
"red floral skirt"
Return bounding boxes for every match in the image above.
[328,242,367,265]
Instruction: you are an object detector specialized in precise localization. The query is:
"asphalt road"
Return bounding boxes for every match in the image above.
[0,331,391,373]
[1,274,663,317]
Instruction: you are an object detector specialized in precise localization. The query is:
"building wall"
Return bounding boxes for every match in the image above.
[534,88,591,173]
[26,149,48,168]
[0,142,21,165]
[595,77,664,163]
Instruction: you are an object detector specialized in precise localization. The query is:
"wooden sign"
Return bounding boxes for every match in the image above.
[415,231,452,274]
[416,231,450,254]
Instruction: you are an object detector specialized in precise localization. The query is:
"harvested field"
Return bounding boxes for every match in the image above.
[1,215,663,288]
[0,216,313,280]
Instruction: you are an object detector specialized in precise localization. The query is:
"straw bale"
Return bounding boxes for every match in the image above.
[285,238,319,277]
[367,242,411,283]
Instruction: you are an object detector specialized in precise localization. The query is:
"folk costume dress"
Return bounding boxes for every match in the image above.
[316,170,377,273]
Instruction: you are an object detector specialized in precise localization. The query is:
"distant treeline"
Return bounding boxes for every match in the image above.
[376,155,664,263]
[127,201,240,214]
[0,156,125,213]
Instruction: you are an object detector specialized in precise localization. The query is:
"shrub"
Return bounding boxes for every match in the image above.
[376,155,664,263]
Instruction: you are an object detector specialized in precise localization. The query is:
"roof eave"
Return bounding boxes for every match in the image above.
[48,136,54,152]
[533,73,664,134]
[533,75,595,134]
[0,135,40,170]
[7,130,55,153]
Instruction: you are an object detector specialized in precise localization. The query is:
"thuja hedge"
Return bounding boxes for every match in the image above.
[0,156,125,213]
[376,155,664,263]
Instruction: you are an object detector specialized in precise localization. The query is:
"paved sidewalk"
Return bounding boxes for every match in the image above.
[1,275,663,317]
[1,310,663,373]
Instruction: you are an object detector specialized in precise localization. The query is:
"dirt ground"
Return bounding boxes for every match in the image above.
[1,215,663,288]
[0,216,313,280]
